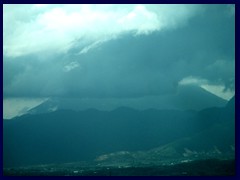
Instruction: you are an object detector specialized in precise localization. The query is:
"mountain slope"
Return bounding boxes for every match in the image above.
[28,85,227,115]
[4,108,200,167]
[3,95,234,168]
[95,97,235,166]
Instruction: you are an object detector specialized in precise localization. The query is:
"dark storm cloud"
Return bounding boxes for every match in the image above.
[3,4,235,99]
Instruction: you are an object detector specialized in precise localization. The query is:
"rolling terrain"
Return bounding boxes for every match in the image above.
[3,96,234,170]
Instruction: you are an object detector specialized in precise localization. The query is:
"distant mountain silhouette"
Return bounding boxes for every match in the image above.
[28,85,227,116]
[3,97,234,168]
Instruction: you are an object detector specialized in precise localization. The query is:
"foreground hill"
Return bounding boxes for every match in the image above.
[94,97,235,167]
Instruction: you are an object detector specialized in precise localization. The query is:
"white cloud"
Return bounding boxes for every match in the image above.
[179,76,234,100]
[3,4,203,58]
[178,76,208,86]
[78,39,109,54]
[33,4,48,8]
[201,84,234,100]
[3,98,47,119]
[63,61,80,72]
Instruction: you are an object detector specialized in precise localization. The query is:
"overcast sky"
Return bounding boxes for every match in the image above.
[3,4,235,118]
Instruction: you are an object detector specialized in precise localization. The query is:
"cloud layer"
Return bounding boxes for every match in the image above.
[3,4,235,100]
[3,4,202,57]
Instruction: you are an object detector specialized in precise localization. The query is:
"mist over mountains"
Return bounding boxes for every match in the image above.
[3,4,235,176]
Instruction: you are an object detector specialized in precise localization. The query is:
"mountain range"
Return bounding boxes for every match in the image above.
[27,85,227,115]
[3,94,234,168]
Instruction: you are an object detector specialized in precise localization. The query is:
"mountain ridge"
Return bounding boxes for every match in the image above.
[3,98,234,168]
[27,85,227,116]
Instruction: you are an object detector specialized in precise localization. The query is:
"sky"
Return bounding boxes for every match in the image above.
[3,4,235,118]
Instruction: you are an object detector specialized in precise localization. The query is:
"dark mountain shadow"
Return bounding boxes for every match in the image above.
[3,96,234,168]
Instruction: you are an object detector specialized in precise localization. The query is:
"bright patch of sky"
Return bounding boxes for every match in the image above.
[179,76,234,100]
[3,98,47,119]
